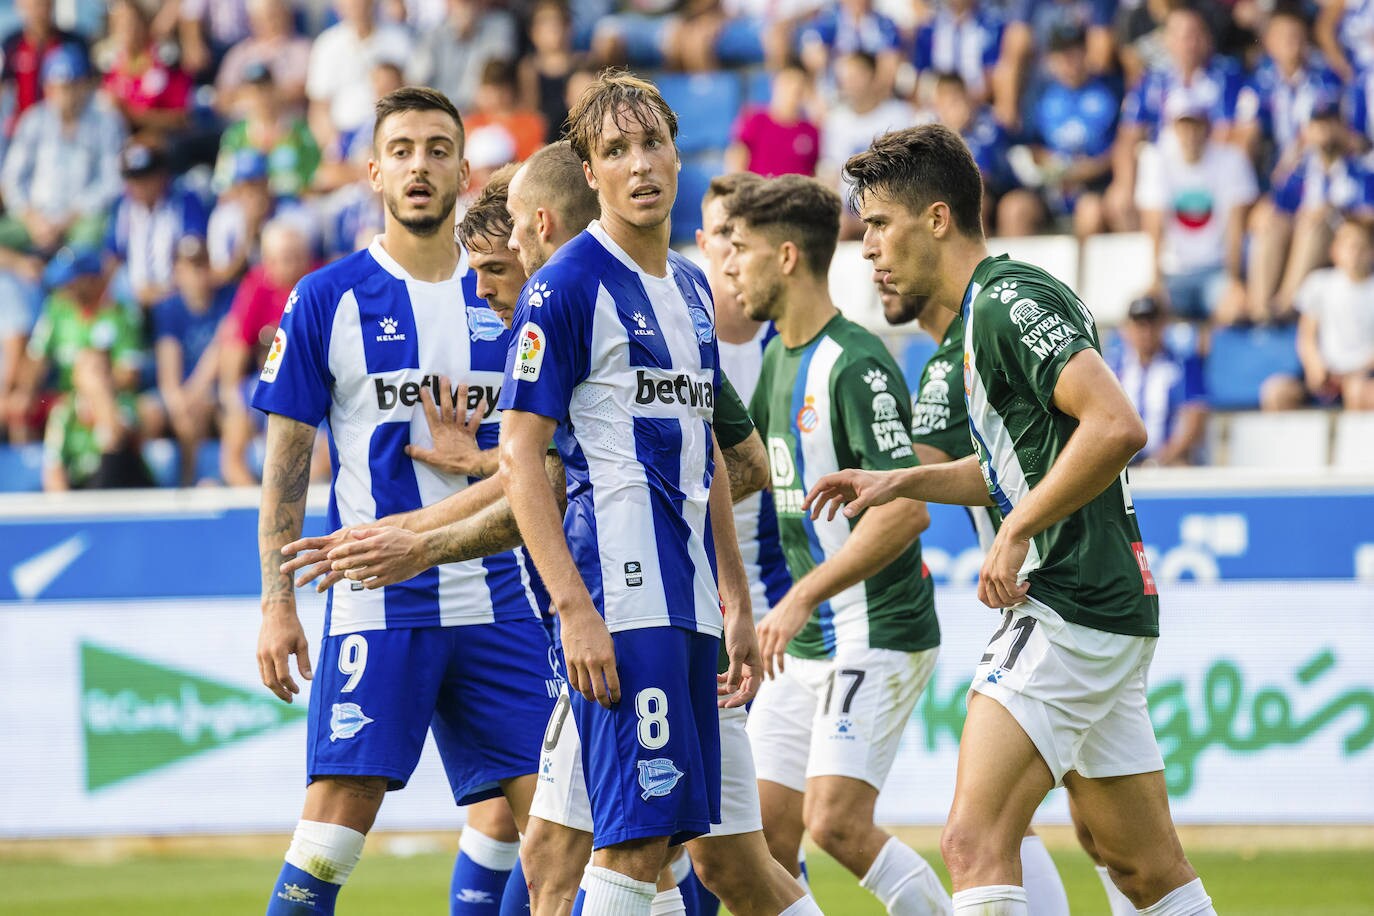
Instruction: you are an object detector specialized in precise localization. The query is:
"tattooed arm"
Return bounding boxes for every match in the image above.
[722,429,770,504]
[256,413,317,703]
[323,455,568,587]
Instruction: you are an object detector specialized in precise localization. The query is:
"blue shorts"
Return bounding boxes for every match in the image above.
[573,627,721,849]
[306,616,561,805]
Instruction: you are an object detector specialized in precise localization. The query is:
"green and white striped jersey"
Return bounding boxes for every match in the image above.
[963,255,1159,637]
[750,314,940,660]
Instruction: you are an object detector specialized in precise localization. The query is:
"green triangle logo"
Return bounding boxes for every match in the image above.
[80,641,307,791]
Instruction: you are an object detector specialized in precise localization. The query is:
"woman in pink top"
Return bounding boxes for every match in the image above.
[100,0,193,138]
[725,60,821,177]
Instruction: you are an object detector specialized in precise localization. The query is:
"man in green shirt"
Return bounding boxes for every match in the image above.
[808,125,1213,916]
[723,175,950,916]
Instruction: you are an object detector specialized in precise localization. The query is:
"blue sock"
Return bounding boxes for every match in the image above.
[681,867,714,916]
[570,886,587,915]
[265,861,342,915]
[498,858,530,915]
[451,848,514,913]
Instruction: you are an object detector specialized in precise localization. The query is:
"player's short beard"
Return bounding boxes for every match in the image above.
[883,292,928,326]
[741,275,784,323]
[385,185,459,237]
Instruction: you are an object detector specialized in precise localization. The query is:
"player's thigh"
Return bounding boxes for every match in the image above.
[805,645,936,789]
[746,655,828,794]
[707,704,764,837]
[433,616,560,812]
[1062,769,1191,885]
[305,627,446,794]
[572,627,720,849]
[529,685,596,835]
[465,795,520,843]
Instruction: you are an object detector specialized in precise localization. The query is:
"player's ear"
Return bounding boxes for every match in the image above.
[458,157,472,195]
[778,240,800,276]
[929,201,952,239]
[583,160,598,191]
[536,207,554,243]
[366,156,383,193]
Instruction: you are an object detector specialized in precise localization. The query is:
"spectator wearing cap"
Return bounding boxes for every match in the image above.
[0,0,90,138]
[464,59,546,162]
[306,0,413,154]
[1235,8,1344,177]
[911,0,1006,105]
[98,0,194,139]
[0,44,126,256]
[215,0,313,116]
[798,0,902,96]
[1261,217,1374,411]
[7,248,144,444]
[1107,5,1245,230]
[1014,23,1120,238]
[1135,91,1258,323]
[217,217,313,485]
[213,61,320,198]
[725,59,820,177]
[406,0,517,115]
[1315,0,1374,83]
[152,237,234,486]
[1249,99,1374,322]
[105,141,210,311]
[994,0,1116,128]
[1107,294,1209,466]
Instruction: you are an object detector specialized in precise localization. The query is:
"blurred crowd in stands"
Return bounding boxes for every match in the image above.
[0,0,1370,491]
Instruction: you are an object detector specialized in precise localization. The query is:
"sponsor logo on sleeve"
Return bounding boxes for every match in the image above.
[514,323,546,381]
[912,361,953,435]
[259,327,287,383]
[637,758,685,799]
[624,561,643,588]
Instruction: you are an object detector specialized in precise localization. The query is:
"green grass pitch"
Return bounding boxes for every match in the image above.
[3,846,1371,914]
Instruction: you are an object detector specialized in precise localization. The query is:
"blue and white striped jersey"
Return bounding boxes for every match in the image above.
[252,237,546,636]
[498,222,724,637]
[718,323,791,620]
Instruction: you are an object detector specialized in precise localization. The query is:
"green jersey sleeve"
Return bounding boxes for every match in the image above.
[714,373,754,451]
[833,354,919,471]
[973,276,1095,412]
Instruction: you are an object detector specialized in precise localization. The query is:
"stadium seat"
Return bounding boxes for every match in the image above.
[1332,412,1374,471]
[1222,410,1331,469]
[716,17,766,66]
[0,443,44,492]
[1205,324,1301,410]
[671,153,723,244]
[988,235,1079,295]
[901,335,938,392]
[1079,232,1154,326]
[654,71,742,155]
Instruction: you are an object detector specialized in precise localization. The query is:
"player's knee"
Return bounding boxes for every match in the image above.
[690,847,749,900]
[804,805,864,858]
[285,819,367,885]
[940,816,1014,883]
[1104,850,1195,909]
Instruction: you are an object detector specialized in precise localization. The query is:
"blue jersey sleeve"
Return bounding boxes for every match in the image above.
[250,279,334,427]
[498,266,592,421]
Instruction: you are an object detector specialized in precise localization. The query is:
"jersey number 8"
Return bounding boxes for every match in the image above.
[635,687,670,750]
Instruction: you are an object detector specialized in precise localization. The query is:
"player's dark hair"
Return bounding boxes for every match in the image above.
[843,124,985,240]
[704,171,762,208]
[564,70,678,166]
[458,163,520,251]
[518,140,601,233]
[373,86,466,154]
[725,175,841,278]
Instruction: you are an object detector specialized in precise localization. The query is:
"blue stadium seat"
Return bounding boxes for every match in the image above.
[671,153,724,245]
[716,18,766,66]
[901,335,938,394]
[1205,324,1302,410]
[655,72,741,155]
[0,443,44,492]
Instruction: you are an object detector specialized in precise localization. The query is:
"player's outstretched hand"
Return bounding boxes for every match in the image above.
[803,468,898,521]
[978,528,1032,610]
[257,610,312,703]
[755,590,812,679]
[327,526,429,589]
[559,604,620,709]
[404,377,488,477]
[281,528,354,592]
[719,609,763,708]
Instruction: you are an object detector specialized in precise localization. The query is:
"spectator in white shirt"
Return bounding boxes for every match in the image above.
[1262,217,1374,410]
[305,0,413,154]
[1135,91,1257,323]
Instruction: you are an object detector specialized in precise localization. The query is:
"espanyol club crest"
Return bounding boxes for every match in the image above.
[637,758,685,800]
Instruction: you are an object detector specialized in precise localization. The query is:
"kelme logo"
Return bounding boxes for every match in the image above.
[80,642,306,791]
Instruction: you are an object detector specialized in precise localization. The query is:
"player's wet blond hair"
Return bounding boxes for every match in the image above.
[564,70,678,167]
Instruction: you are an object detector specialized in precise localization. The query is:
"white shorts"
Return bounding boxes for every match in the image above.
[748,645,938,793]
[969,597,1166,786]
[528,687,763,838]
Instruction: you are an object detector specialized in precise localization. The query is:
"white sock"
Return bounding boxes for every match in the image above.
[284,819,367,885]
[1137,878,1216,916]
[860,836,952,915]
[1096,865,1139,916]
[1019,836,1068,916]
[580,864,656,916]
[650,886,687,916]
[458,825,521,871]
[779,894,825,915]
[951,885,1027,916]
